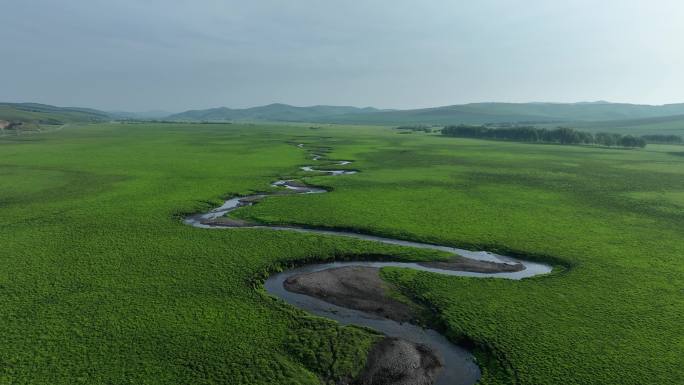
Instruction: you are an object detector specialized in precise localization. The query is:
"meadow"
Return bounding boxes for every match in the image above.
[0,122,682,385]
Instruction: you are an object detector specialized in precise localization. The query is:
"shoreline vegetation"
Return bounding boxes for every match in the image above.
[441,124,648,148]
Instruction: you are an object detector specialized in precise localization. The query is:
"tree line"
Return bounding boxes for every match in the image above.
[395,124,435,133]
[441,125,647,148]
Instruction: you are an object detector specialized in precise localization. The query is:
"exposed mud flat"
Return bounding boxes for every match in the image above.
[284,263,447,385]
[266,262,483,385]
[420,256,523,273]
[342,338,443,385]
[201,216,255,227]
[281,262,520,385]
[285,266,415,322]
[282,256,523,325]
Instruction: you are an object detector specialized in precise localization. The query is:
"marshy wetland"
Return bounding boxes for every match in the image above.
[1,122,682,385]
[185,143,552,384]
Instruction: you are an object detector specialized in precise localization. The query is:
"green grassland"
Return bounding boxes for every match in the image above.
[1,123,682,384]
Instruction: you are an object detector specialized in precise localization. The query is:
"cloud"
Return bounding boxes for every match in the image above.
[1,0,682,110]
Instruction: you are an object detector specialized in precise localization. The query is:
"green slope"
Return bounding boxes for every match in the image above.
[568,114,684,136]
[0,103,110,124]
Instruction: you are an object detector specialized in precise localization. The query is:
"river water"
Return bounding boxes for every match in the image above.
[184,144,552,385]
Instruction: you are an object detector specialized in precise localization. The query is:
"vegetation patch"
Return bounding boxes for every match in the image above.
[442,124,646,148]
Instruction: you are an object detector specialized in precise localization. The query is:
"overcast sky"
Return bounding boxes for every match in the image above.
[1,0,683,112]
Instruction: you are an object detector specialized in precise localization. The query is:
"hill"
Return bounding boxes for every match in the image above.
[566,114,684,136]
[168,102,684,126]
[167,103,383,122]
[314,102,684,125]
[4,102,683,136]
[108,110,175,120]
[0,103,110,125]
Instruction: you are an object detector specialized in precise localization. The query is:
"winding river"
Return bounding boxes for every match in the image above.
[184,144,552,385]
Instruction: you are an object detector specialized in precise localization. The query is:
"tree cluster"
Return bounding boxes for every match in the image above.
[441,125,646,148]
[395,125,434,133]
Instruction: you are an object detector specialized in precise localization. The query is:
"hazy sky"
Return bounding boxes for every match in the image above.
[2,0,683,112]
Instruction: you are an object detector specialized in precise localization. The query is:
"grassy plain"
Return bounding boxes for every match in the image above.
[1,123,682,385]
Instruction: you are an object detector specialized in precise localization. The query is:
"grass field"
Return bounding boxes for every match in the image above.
[1,123,682,385]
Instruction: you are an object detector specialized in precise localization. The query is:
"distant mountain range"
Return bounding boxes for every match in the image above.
[168,102,684,125]
[4,101,684,130]
[166,103,384,122]
[108,110,174,120]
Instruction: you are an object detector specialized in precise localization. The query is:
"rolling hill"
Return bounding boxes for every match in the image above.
[168,101,684,126]
[311,102,684,125]
[108,110,175,120]
[167,103,383,122]
[3,101,683,136]
[0,103,110,125]
[566,114,684,136]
